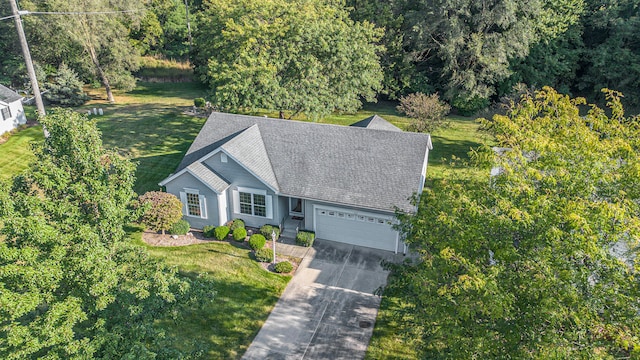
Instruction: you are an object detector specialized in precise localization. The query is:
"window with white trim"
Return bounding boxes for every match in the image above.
[233,187,272,219]
[180,189,207,219]
[1,106,11,121]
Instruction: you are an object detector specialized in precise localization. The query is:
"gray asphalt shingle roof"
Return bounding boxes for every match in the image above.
[350,115,402,132]
[187,162,230,193]
[175,112,431,213]
[0,84,22,104]
[219,124,279,191]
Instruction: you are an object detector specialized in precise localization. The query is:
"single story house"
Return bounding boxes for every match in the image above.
[159,112,432,253]
[0,84,27,136]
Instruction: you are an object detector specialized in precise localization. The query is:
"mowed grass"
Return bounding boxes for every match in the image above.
[0,125,44,181]
[129,230,290,359]
[78,82,208,193]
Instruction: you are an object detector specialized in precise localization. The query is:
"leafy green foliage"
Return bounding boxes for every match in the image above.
[248,234,266,251]
[274,261,293,274]
[295,231,315,247]
[397,92,451,132]
[260,224,280,239]
[194,97,206,108]
[0,109,206,358]
[230,218,245,231]
[137,191,183,235]
[385,87,640,358]
[24,0,143,102]
[254,248,274,263]
[451,95,490,116]
[42,63,89,107]
[194,0,383,119]
[202,225,216,238]
[233,227,247,242]
[169,219,191,235]
[214,225,230,240]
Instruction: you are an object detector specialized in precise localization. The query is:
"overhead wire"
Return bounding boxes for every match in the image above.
[0,9,143,21]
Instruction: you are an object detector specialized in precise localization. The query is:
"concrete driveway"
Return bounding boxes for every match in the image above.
[242,240,397,360]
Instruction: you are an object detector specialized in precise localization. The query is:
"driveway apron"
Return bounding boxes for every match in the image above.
[242,240,393,360]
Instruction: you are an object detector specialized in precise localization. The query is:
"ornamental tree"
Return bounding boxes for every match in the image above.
[137,191,183,235]
[396,92,451,133]
[384,88,640,358]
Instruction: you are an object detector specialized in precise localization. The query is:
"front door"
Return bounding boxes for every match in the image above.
[289,197,304,216]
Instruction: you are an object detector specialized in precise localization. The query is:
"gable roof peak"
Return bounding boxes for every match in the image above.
[350,114,402,132]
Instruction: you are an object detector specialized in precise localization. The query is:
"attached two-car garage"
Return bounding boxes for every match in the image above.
[313,206,400,252]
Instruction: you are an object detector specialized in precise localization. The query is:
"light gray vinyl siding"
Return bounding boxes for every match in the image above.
[205,153,278,228]
[277,196,288,226]
[164,172,219,229]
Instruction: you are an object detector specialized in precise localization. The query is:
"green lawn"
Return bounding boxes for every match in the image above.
[0,125,44,181]
[129,229,290,359]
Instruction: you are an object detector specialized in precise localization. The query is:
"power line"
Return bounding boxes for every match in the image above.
[0,9,142,21]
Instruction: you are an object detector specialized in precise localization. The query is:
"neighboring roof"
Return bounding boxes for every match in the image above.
[350,115,402,132]
[170,113,432,213]
[0,84,22,104]
[186,162,229,193]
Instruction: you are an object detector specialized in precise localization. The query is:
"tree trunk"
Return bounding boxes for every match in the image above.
[88,45,115,103]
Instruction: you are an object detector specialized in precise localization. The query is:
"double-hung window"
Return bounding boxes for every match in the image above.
[180,189,207,219]
[234,187,272,218]
[1,106,11,121]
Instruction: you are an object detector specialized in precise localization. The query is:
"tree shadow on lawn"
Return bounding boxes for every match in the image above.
[159,270,286,359]
[94,104,205,154]
[429,136,484,164]
[133,152,185,193]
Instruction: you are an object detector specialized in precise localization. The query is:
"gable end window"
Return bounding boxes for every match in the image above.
[233,187,272,219]
[180,189,207,219]
[1,106,11,121]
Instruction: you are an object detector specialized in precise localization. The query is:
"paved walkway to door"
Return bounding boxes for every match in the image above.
[242,239,402,360]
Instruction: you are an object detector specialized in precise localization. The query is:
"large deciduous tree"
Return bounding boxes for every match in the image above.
[194,0,383,119]
[384,88,640,358]
[22,0,144,103]
[0,109,210,358]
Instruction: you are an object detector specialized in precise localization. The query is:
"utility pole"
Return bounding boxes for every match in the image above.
[184,0,192,62]
[10,0,45,117]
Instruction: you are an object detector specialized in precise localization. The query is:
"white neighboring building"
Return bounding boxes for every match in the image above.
[0,84,27,136]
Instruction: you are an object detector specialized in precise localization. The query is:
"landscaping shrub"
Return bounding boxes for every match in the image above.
[260,224,280,239]
[255,248,273,263]
[203,225,215,238]
[233,227,247,242]
[230,218,245,231]
[452,95,489,116]
[169,219,190,235]
[296,230,315,247]
[396,92,450,133]
[194,97,206,108]
[274,261,293,274]
[136,191,183,235]
[214,225,230,240]
[248,234,266,250]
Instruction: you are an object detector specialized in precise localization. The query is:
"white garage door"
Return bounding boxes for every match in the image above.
[314,207,398,252]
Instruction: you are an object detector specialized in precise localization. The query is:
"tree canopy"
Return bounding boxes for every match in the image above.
[0,109,211,359]
[194,0,383,118]
[384,88,640,358]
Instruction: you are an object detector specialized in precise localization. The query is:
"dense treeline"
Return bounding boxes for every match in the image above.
[1,0,639,113]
